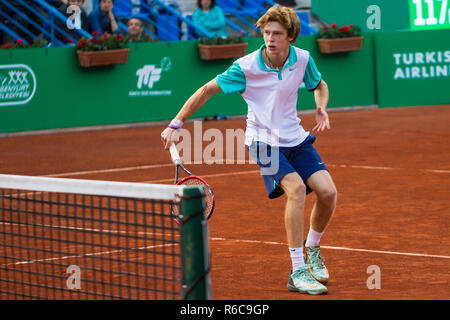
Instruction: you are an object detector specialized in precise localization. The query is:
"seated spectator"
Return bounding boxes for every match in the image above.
[192,0,228,38]
[57,0,90,43]
[87,0,119,34]
[127,17,152,42]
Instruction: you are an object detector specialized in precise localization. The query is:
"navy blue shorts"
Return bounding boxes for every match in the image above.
[247,134,328,199]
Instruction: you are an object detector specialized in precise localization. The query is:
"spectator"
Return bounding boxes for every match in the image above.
[127,17,152,42]
[192,0,228,38]
[87,0,119,34]
[57,0,90,43]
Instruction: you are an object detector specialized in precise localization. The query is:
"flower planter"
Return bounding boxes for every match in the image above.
[77,48,130,67]
[317,36,363,54]
[198,42,248,60]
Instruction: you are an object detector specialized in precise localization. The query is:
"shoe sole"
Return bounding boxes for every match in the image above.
[287,283,328,295]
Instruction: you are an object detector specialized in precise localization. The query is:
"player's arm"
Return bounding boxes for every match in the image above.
[312,79,330,132]
[161,78,222,149]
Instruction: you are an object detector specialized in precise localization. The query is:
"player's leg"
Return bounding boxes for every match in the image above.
[303,170,337,283]
[280,172,328,295]
[306,170,337,233]
[279,172,306,249]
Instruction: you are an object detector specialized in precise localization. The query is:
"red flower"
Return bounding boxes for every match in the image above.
[77,39,85,47]
[102,32,109,39]
[240,30,245,34]
[5,43,12,49]
[331,23,337,28]
[323,26,329,30]
[90,36,96,43]
[16,39,23,45]
[115,33,123,40]
[339,26,349,32]
[252,34,258,37]
[92,31,100,37]
[350,24,354,28]
[96,38,103,44]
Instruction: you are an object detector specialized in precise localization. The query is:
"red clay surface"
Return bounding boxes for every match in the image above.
[1,105,449,300]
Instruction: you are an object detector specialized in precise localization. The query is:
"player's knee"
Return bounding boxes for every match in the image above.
[285,182,306,202]
[318,186,337,207]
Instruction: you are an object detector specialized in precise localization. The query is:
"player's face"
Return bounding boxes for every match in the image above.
[262,21,293,55]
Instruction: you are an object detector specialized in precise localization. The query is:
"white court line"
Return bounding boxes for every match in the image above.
[0,222,171,238]
[210,237,450,260]
[40,163,450,179]
[1,243,178,267]
[2,227,448,267]
[142,169,261,184]
[45,163,175,177]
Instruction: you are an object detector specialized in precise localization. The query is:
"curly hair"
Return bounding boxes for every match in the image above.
[256,6,301,43]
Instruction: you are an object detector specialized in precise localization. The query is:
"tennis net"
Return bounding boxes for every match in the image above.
[0,174,211,300]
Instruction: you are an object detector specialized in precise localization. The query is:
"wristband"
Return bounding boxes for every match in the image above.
[168,119,183,130]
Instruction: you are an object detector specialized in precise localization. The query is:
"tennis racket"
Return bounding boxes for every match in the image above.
[169,143,215,220]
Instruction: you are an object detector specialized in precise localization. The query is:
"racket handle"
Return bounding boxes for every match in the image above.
[169,143,182,165]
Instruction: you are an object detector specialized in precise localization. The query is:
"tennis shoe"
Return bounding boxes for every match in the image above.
[287,265,328,295]
[303,240,329,284]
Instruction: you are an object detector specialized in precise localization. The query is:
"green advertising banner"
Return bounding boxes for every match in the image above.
[0,35,376,133]
[409,0,450,30]
[374,29,450,108]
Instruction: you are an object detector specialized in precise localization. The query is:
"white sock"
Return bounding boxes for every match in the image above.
[305,227,324,247]
[289,247,305,271]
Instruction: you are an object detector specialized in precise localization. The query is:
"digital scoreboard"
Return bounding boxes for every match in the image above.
[410,0,450,30]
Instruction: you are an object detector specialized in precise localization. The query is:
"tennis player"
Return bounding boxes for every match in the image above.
[161,6,337,295]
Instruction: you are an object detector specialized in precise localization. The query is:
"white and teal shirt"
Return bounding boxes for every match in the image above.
[216,44,322,147]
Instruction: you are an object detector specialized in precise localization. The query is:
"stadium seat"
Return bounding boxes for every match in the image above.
[296,11,316,36]
[156,13,179,41]
[297,11,310,25]
[216,0,241,14]
[242,0,266,17]
[185,15,198,40]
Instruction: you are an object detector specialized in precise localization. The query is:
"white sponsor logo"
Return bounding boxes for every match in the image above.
[393,51,450,79]
[129,57,172,97]
[0,64,37,107]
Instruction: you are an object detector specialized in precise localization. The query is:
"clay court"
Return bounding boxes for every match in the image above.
[1,104,449,300]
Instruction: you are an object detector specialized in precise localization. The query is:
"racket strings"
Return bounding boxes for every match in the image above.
[181,179,213,216]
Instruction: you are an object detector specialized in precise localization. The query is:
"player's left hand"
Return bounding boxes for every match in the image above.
[313,107,330,131]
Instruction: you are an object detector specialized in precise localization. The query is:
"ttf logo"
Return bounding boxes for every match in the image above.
[136,65,162,89]
[129,58,172,97]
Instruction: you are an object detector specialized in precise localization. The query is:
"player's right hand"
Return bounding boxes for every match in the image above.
[160,127,176,150]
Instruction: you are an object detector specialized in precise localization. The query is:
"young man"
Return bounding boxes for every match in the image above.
[160,6,337,295]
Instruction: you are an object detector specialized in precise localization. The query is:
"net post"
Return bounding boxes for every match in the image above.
[180,186,212,300]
